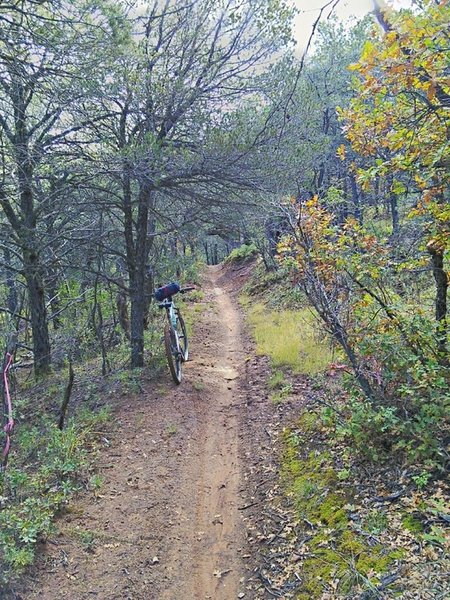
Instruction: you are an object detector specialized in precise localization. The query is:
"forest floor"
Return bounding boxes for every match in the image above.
[12,262,448,600]
[15,263,298,600]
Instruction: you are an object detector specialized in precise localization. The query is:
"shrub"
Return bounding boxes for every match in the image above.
[225,243,258,264]
[0,408,108,588]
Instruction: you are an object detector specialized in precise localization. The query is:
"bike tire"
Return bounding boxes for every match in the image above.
[177,312,189,362]
[164,323,182,384]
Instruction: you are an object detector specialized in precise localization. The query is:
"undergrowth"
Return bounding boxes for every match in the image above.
[0,407,110,589]
[225,243,258,264]
[282,412,402,598]
[239,261,334,405]
[0,275,206,591]
[282,408,449,598]
[242,299,333,375]
[239,256,333,376]
[239,258,449,597]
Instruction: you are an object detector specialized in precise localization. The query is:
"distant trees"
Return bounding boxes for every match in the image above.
[236,17,372,270]
[87,0,295,367]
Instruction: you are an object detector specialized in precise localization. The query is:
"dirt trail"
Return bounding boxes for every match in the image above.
[22,265,249,600]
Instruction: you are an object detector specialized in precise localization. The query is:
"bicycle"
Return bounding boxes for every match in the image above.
[155,283,195,384]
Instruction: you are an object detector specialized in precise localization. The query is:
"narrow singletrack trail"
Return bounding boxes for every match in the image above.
[23,265,249,600]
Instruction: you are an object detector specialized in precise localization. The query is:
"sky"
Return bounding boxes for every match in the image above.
[292,0,414,49]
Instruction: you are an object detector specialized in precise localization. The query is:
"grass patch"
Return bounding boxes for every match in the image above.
[241,298,333,375]
[165,423,177,435]
[267,368,293,403]
[192,380,205,392]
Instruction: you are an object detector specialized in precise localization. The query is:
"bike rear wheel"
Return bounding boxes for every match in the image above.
[178,312,189,362]
[164,323,182,384]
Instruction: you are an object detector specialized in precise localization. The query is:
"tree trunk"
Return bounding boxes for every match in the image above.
[130,269,146,367]
[9,80,51,375]
[428,244,448,360]
[314,299,379,403]
[333,324,378,403]
[129,183,153,368]
[3,246,18,316]
[390,193,399,234]
[388,185,399,235]
[204,242,210,265]
[374,174,381,217]
[116,287,130,340]
[23,249,51,377]
[385,175,399,233]
[349,173,362,224]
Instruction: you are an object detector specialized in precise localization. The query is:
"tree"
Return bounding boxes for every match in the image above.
[340,0,449,358]
[0,0,127,375]
[277,1,449,463]
[93,0,294,367]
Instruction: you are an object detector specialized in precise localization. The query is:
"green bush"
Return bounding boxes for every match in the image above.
[224,243,258,263]
[335,322,450,468]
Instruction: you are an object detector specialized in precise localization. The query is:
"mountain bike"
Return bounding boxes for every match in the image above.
[155,283,195,384]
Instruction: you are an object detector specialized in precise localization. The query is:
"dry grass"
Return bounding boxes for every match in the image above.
[243,299,333,375]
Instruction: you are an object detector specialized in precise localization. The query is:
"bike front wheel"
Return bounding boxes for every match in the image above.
[164,324,182,384]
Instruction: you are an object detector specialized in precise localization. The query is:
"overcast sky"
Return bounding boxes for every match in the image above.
[292,0,414,49]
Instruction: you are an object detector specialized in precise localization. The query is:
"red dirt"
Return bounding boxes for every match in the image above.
[18,265,254,600]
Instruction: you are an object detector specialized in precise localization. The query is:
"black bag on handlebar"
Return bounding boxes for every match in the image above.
[154,282,180,301]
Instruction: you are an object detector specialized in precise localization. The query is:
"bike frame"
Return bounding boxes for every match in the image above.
[156,285,194,383]
[159,297,182,357]
[160,297,178,328]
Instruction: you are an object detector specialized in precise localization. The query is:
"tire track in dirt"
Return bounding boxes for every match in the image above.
[189,281,243,600]
[18,265,248,600]
[158,268,246,600]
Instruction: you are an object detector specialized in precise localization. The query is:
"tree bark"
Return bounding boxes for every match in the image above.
[3,246,18,316]
[130,272,146,367]
[23,248,51,376]
[386,175,399,234]
[129,182,154,368]
[389,192,399,235]
[7,74,51,376]
[349,173,362,224]
[428,244,448,360]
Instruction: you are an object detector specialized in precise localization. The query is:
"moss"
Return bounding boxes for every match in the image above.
[356,550,391,575]
[280,413,404,598]
[402,513,424,533]
[300,537,401,596]
[292,476,321,508]
[301,547,354,595]
[298,411,319,434]
[284,457,303,479]
[281,435,303,479]
[339,529,366,554]
[319,493,348,526]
